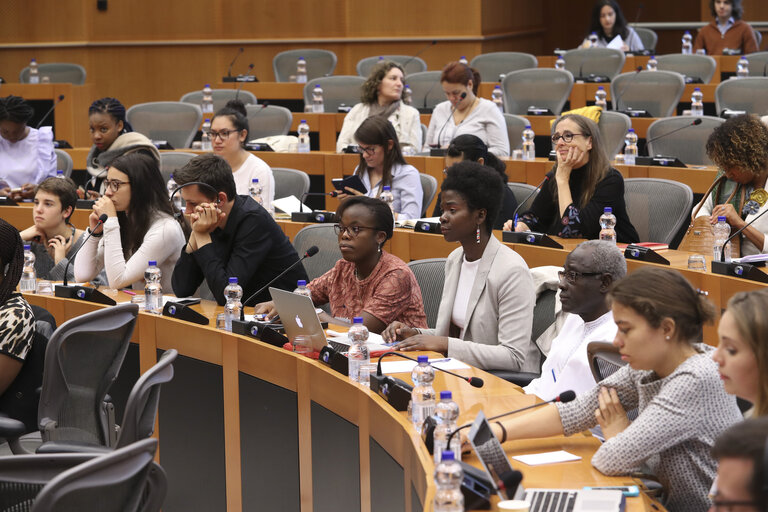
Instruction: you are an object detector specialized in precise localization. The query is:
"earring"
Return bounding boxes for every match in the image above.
[378,243,382,253]
[476,226,481,244]
[665,335,670,340]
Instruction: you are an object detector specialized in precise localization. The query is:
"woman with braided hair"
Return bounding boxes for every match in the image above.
[0,219,35,396]
[0,95,57,200]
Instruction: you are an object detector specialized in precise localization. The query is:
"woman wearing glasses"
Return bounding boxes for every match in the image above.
[254,196,427,333]
[74,152,186,291]
[210,100,274,211]
[502,114,638,243]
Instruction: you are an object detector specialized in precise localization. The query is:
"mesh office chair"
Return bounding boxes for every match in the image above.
[407,258,446,329]
[404,71,444,111]
[0,438,166,512]
[273,49,337,82]
[610,70,685,117]
[19,63,87,85]
[419,173,438,217]
[303,76,365,113]
[503,114,531,151]
[356,55,427,77]
[563,48,626,80]
[180,89,257,113]
[586,341,638,423]
[656,54,717,83]
[159,152,196,184]
[54,150,73,178]
[246,104,292,139]
[292,224,342,281]
[507,183,538,213]
[272,167,310,200]
[597,110,631,160]
[746,51,768,77]
[624,178,693,245]
[126,102,202,149]
[715,77,768,115]
[470,52,538,82]
[501,69,574,116]
[646,116,724,166]
[635,28,658,54]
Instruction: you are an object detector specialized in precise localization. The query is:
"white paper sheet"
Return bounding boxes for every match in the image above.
[512,450,582,466]
[379,358,471,374]
[606,35,624,50]
[272,195,311,214]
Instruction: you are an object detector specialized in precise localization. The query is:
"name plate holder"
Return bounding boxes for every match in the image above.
[502,231,564,249]
[623,244,670,265]
[711,261,768,283]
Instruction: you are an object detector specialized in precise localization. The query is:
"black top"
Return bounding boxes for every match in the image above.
[432,186,518,231]
[522,167,639,243]
[172,195,308,305]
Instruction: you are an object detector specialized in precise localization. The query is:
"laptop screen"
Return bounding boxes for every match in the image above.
[467,411,523,500]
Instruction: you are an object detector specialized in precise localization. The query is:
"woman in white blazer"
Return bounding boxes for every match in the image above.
[382,161,538,371]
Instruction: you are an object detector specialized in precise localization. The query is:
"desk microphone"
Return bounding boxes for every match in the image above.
[36,94,65,129]
[375,351,484,388]
[421,70,447,113]
[645,118,702,155]
[60,213,108,287]
[234,63,255,101]
[719,207,768,262]
[631,3,644,27]
[169,181,221,220]
[433,92,466,148]
[226,47,244,78]
[402,40,437,72]
[495,470,524,501]
[614,66,643,110]
[509,176,549,229]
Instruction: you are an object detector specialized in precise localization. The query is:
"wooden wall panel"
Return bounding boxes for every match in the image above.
[89,0,220,41]
[0,0,89,43]
[346,1,480,37]
[223,0,347,38]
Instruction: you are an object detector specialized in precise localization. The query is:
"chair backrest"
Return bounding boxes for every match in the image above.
[404,71,444,111]
[586,341,624,383]
[503,114,531,151]
[623,178,693,244]
[54,150,73,178]
[610,70,685,117]
[407,258,446,329]
[563,48,626,80]
[126,102,202,149]
[303,76,366,113]
[656,53,717,83]
[635,27,658,53]
[753,28,763,48]
[19,63,87,85]
[746,51,768,77]
[507,182,538,212]
[532,288,557,346]
[501,69,574,115]
[419,173,438,217]
[246,104,293,139]
[272,167,310,200]
[356,55,427,77]
[116,350,177,449]
[420,123,427,147]
[159,152,197,184]
[597,110,631,160]
[292,224,342,281]
[646,116,724,166]
[715,76,768,114]
[38,304,139,448]
[179,89,257,113]
[469,52,538,82]
[273,49,337,82]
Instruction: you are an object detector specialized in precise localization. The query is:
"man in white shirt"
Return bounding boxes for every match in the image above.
[525,240,626,401]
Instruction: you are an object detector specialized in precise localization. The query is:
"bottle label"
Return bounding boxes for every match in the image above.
[411,402,435,431]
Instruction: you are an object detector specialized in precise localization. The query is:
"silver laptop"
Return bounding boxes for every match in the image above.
[467,411,625,512]
[270,287,328,351]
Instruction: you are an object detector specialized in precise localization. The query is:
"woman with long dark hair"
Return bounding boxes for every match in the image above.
[581,0,644,52]
[74,152,185,291]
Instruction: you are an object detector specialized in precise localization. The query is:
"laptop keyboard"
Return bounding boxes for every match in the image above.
[328,340,349,353]
[525,490,578,512]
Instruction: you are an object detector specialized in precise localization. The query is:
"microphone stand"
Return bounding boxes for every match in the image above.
[36,94,65,129]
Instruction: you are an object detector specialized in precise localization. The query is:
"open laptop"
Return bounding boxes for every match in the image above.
[467,411,625,512]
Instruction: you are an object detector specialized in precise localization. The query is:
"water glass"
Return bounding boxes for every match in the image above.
[216,312,227,330]
[511,149,523,160]
[36,280,53,296]
[358,362,377,388]
[293,335,313,356]
[687,254,707,272]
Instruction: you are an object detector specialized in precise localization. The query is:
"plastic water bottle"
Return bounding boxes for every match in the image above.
[201,118,212,151]
[737,56,749,78]
[403,85,413,105]
[380,185,395,214]
[646,55,658,71]
[492,85,504,113]
[347,317,370,387]
[434,451,464,512]
[312,84,324,113]
[293,279,311,298]
[20,245,36,293]
[144,261,163,314]
[201,84,214,114]
[249,178,263,205]
[297,119,310,153]
[296,57,307,83]
[223,277,243,331]
[522,125,535,161]
[56,170,65,179]
[594,86,607,109]
[167,174,183,211]
[459,55,469,65]
[714,216,732,262]
[599,207,617,244]
[588,32,598,48]
[624,128,638,165]
[682,31,693,54]
[691,87,704,116]
[411,356,436,434]
[28,58,39,84]
[555,53,566,70]
[433,391,461,464]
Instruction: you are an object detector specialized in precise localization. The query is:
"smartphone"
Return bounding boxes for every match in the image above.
[332,175,368,195]
[583,485,640,497]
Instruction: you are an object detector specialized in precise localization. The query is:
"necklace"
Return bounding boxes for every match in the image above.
[453,97,478,125]
[354,252,382,280]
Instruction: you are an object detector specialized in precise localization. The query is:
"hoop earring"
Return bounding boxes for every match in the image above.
[476,226,481,244]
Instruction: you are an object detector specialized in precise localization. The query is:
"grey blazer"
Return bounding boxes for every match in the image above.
[419,236,538,371]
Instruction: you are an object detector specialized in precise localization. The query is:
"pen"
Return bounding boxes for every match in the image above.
[552,369,557,382]
[430,358,452,364]
[121,289,137,296]
[513,213,518,229]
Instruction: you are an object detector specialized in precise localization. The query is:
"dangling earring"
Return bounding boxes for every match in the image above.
[476,225,481,243]
[378,243,382,253]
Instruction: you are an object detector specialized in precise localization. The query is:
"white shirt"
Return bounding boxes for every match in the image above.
[424,97,510,157]
[74,214,186,291]
[450,255,481,338]
[524,311,617,401]
[232,153,275,211]
[0,126,57,188]
[336,102,422,154]
[357,162,423,221]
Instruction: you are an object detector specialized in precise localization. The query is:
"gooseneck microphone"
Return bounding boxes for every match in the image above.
[36,94,65,129]
[402,40,437,72]
[375,351,484,388]
[645,118,702,152]
[614,66,643,110]
[169,181,222,220]
[434,92,467,149]
[62,213,108,287]
[234,63,255,100]
[226,47,244,78]
[509,176,549,230]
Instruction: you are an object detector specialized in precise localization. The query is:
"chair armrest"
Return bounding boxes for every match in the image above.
[487,370,540,387]
[36,441,112,454]
[0,416,26,439]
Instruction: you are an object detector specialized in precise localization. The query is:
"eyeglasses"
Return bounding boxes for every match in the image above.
[710,499,760,512]
[557,270,603,284]
[103,179,130,192]
[357,144,379,157]
[334,224,378,237]
[209,129,241,141]
[551,132,588,144]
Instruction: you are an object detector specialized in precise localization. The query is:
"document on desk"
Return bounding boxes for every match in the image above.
[512,450,582,466]
[379,358,470,374]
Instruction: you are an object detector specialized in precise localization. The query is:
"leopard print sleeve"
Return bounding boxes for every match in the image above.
[0,294,35,362]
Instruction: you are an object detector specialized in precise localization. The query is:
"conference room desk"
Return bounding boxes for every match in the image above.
[20,291,663,512]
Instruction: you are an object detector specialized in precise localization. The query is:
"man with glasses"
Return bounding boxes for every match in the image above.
[170,154,307,305]
[524,240,626,401]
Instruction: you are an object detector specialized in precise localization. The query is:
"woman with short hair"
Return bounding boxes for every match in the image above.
[693,0,758,56]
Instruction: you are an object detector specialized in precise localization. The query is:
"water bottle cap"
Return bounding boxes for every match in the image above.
[378,56,384,60]
[252,178,259,183]
[694,87,701,91]
[441,451,455,461]
[603,207,612,213]
[297,280,307,287]
[685,31,691,35]
[597,86,604,90]
[718,216,727,222]
[440,390,452,400]
[204,118,211,122]
[205,83,210,87]
[301,119,307,123]
[405,85,411,90]
[23,244,31,251]
[417,355,429,363]
[31,58,36,62]
[170,174,174,179]
[57,170,63,175]
[353,316,364,324]
[525,124,532,129]
[314,85,321,89]
[148,260,157,266]
[628,128,635,133]
[382,185,391,191]
[651,55,655,58]
[229,277,238,284]
[494,85,501,89]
